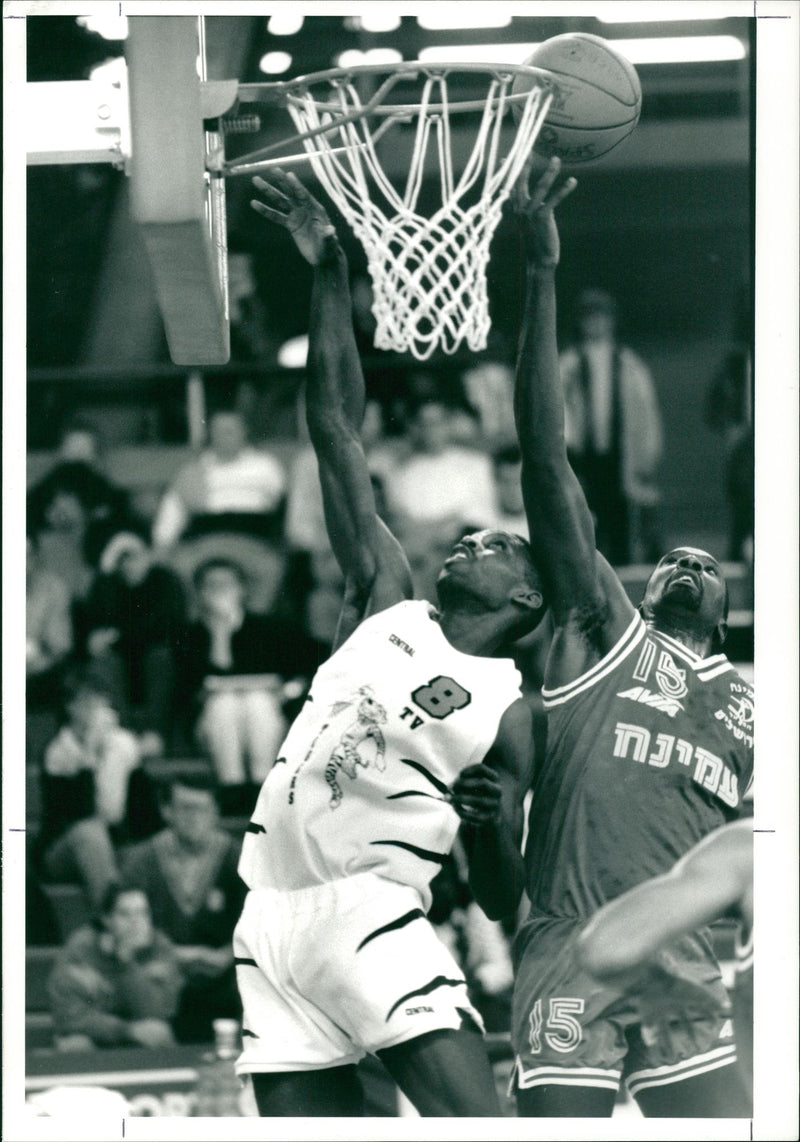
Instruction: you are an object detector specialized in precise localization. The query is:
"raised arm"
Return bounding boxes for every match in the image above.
[512,160,634,675]
[576,819,753,984]
[251,172,412,645]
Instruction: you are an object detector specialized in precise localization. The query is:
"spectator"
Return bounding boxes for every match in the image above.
[559,288,663,564]
[460,359,518,448]
[487,445,529,539]
[120,773,247,1043]
[26,484,95,619]
[384,394,498,539]
[704,292,754,564]
[36,677,161,909]
[285,396,394,556]
[28,418,130,541]
[175,558,325,810]
[83,529,187,753]
[47,885,183,1051]
[26,531,75,766]
[151,410,286,550]
[27,533,73,705]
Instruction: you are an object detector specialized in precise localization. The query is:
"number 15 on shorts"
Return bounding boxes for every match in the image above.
[529,997,585,1054]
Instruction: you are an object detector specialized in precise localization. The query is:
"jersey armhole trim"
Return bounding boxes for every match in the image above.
[542,613,645,708]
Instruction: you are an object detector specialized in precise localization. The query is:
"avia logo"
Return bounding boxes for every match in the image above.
[617,686,684,718]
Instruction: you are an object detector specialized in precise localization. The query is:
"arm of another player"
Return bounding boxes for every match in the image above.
[251,172,413,646]
[512,159,634,679]
[450,698,534,921]
[576,819,753,984]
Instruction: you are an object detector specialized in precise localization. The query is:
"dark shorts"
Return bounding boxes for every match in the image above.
[511,916,738,1099]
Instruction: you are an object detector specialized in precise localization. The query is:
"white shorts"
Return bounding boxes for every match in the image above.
[233,872,483,1074]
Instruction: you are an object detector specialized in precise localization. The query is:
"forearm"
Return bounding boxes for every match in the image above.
[460,819,525,921]
[577,877,720,982]
[515,262,567,470]
[307,238,364,440]
[515,254,599,609]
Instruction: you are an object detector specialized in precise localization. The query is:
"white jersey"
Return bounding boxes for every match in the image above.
[239,599,522,907]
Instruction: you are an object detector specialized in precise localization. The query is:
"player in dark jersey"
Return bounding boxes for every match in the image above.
[233,168,567,1117]
[576,819,753,1108]
[452,157,754,1117]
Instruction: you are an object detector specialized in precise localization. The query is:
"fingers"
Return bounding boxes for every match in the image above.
[528,155,563,207]
[544,175,578,211]
[513,153,537,208]
[250,199,291,225]
[528,156,577,211]
[450,765,502,823]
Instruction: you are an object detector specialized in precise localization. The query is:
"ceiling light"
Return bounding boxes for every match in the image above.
[77,15,128,41]
[594,3,724,22]
[267,13,304,37]
[419,35,746,67]
[614,35,746,63]
[358,11,403,34]
[419,44,534,65]
[336,48,403,69]
[417,12,513,31]
[259,51,293,75]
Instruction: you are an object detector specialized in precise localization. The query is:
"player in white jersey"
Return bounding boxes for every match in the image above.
[576,820,753,1109]
[232,169,560,1117]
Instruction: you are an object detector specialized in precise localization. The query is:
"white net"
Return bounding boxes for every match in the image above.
[283,66,552,361]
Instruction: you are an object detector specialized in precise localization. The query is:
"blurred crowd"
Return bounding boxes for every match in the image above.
[25,278,752,1056]
[26,361,542,1051]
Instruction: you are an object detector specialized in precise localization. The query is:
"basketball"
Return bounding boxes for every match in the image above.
[512,33,641,164]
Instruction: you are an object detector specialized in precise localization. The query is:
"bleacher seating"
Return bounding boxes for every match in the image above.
[41,884,91,942]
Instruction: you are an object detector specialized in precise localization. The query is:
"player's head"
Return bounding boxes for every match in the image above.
[436,529,547,640]
[641,547,729,650]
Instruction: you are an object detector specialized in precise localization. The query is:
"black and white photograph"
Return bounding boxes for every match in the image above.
[3,3,798,1139]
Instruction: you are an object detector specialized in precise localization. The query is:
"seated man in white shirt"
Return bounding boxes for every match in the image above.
[386,395,498,540]
[152,411,286,550]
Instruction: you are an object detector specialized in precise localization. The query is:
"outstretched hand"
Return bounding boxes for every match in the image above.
[513,154,577,268]
[251,168,337,265]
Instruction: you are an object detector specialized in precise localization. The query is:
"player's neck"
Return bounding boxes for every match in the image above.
[435,607,509,656]
[648,615,715,659]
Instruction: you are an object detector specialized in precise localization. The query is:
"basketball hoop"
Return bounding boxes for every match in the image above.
[233,62,554,360]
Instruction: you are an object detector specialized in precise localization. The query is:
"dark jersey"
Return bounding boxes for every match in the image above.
[733,924,753,1101]
[525,613,754,919]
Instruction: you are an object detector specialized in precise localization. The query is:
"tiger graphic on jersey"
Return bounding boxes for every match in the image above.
[325,686,387,808]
